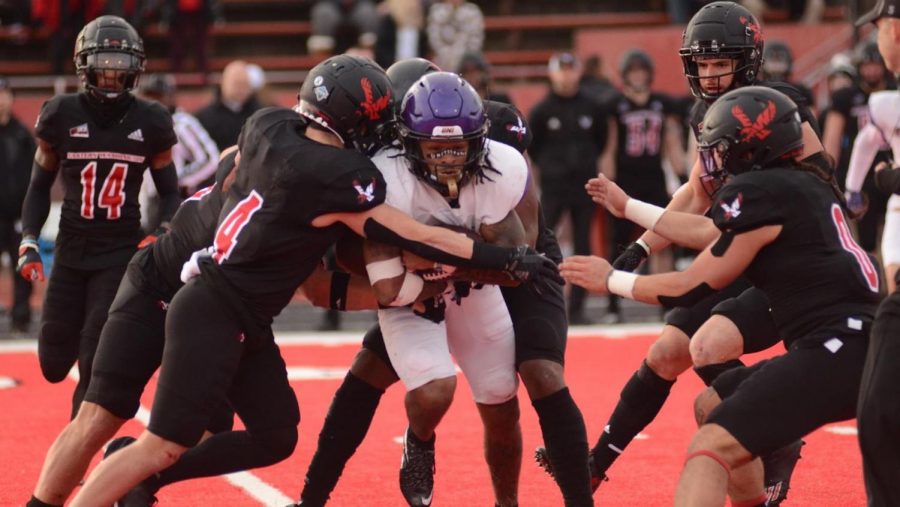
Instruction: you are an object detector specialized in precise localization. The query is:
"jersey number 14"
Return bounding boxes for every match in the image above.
[79,162,128,220]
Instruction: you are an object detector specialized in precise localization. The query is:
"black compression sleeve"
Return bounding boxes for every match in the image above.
[362,217,512,270]
[151,162,182,226]
[876,167,900,195]
[21,160,57,238]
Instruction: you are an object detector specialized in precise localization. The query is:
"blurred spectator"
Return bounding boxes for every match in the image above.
[603,49,684,323]
[159,0,224,75]
[741,0,824,23]
[529,52,612,324]
[0,78,35,333]
[308,0,378,57]
[246,63,277,106]
[32,0,104,74]
[456,51,511,103]
[194,61,260,183]
[426,0,483,73]
[761,40,815,111]
[374,0,427,68]
[823,40,893,252]
[138,74,219,230]
[579,54,617,106]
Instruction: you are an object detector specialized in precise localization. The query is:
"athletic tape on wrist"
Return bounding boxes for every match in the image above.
[607,270,637,299]
[365,257,405,283]
[625,199,665,232]
[635,238,651,256]
[392,272,425,307]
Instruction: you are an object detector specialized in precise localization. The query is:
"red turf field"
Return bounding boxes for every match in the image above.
[0,327,866,506]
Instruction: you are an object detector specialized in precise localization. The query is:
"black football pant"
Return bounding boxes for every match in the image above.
[40,261,127,419]
[858,292,900,507]
[541,187,595,318]
[0,218,32,328]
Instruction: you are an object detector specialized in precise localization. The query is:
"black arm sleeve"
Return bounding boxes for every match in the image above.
[150,162,182,226]
[21,160,58,238]
[362,217,513,270]
[876,167,900,195]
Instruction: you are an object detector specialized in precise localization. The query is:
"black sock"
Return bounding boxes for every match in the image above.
[300,372,385,506]
[533,387,592,507]
[26,496,60,507]
[156,425,297,489]
[694,359,745,386]
[591,361,675,474]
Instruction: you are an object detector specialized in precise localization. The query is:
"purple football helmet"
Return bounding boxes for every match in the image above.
[398,72,488,198]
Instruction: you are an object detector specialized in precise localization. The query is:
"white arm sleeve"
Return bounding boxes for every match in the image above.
[846,122,886,193]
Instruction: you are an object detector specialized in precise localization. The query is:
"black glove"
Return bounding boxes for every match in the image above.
[413,295,446,324]
[450,281,472,305]
[504,246,564,295]
[612,241,649,272]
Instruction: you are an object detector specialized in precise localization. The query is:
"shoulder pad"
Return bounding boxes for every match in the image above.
[711,173,784,232]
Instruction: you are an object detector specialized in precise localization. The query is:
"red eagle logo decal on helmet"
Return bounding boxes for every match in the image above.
[732,100,776,143]
[358,78,391,121]
[739,16,762,44]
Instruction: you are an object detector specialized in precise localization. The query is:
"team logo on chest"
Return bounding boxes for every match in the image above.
[353,178,377,203]
[719,193,743,220]
[69,123,90,138]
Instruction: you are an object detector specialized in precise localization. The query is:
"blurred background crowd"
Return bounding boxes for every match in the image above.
[0,0,892,335]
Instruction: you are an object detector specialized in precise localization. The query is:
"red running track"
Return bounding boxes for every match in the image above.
[0,328,866,506]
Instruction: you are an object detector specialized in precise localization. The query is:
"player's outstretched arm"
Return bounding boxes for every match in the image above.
[300,263,380,311]
[148,148,182,227]
[312,204,563,293]
[362,239,447,308]
[559,224,780,306]
[588,174,718,251]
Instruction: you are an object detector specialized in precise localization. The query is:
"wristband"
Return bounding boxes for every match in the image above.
[635,238,651,256]
[607,270,637,299]
[365,257,405,283]
[624,199,666,232]
[392,272,425,306]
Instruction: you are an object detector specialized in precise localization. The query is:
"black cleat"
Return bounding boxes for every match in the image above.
[399,427,436,506]
[534,446,607,493]
[762,440,804,506]
[104,437,159,507]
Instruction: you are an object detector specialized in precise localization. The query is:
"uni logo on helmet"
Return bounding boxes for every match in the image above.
[731,100,775,142]
[358,77,391,121]
[432,125,464,137]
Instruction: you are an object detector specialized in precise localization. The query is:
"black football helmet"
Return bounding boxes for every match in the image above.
[679,1,764,101]
[697,86,803,195]
[619,49,654,89]
[762,40,793,81]
[74,15,145,103]
[298,54,394,156]
[386,58,441,114]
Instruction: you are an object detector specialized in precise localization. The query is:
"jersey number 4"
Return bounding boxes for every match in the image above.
[80,162,128,219]
[213,190,264,263]
[831,204,879,292]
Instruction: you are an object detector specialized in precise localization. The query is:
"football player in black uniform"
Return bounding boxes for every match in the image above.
[536,3,828,503]
[68,55,559,507]
[563,86,880,507]
[293,58,592,507]
[18,15,180,420]
[26,151,238,507]
[604,48,685,322]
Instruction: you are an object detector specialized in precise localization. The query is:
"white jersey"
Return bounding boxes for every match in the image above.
[845,91,900,193]
[370,139,528,404]
[371,139,529,231]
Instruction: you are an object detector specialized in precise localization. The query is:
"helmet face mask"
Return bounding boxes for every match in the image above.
[398,72,488,199]
[74,16,145,103]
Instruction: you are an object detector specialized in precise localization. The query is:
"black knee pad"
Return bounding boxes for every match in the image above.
[38,320,81,383]
[694,359,745,387]
[254,425,299,463]
[664,307,702,337]
[710,288,780,354]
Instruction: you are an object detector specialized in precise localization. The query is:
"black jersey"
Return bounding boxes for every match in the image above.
[611,92,675,191]
[690,81,821,141]
[204,107,386,325]
[710,169,881,345]
[35,93,177,269]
